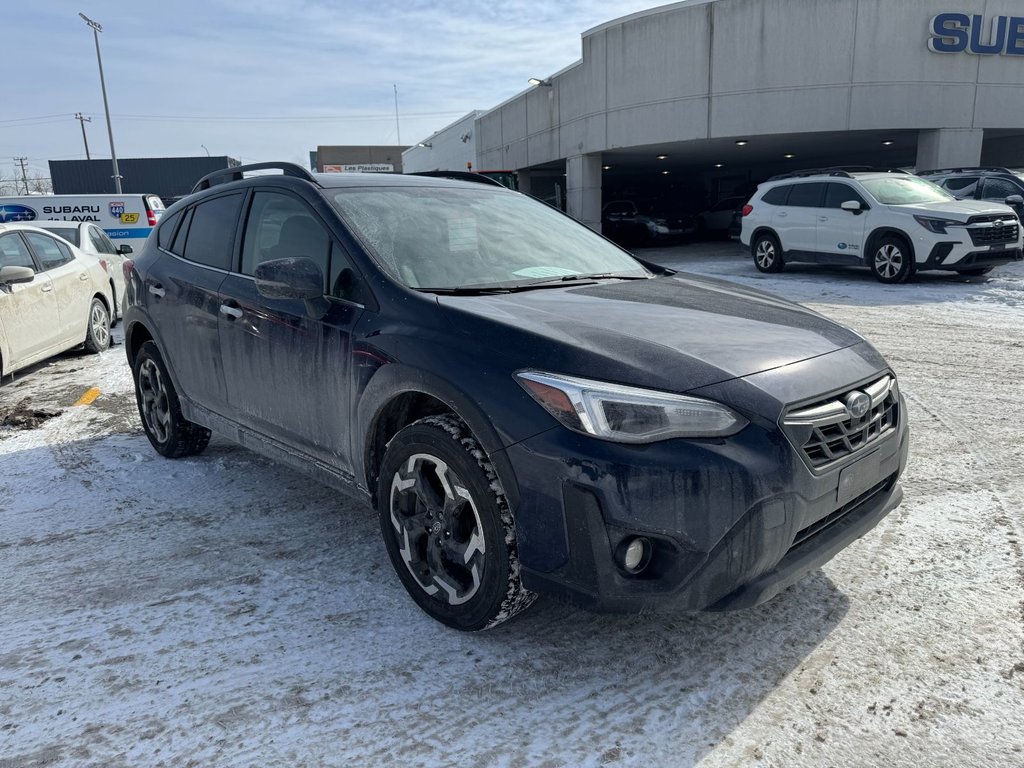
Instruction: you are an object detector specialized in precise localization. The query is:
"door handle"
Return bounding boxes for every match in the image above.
[40,285,53,293]
[219,304,243,319]
[149,284,165,298]
[819,217,829,222]
[777,212,788,218]
[79,273,89,281]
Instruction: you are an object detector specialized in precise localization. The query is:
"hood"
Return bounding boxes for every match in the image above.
[897,199,1017,220]
[437,273,867,393]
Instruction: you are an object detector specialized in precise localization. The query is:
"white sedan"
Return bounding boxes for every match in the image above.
[0,223,113,377]
[29,220,132,322]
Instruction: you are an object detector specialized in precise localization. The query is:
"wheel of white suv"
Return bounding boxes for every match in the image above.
[869,235,913,283]
[752,232,784,273]
[377,414,535,631]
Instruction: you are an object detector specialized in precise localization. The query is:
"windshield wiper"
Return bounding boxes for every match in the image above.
[513,272,651,288]
[415,273,650,296]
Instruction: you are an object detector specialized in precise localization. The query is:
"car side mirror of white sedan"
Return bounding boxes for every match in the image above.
[840,200,862,213]
[0,265,35,285]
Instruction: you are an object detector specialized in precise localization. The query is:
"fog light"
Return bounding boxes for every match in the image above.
[621,537,651,574]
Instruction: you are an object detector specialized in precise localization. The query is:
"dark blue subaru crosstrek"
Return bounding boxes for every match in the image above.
[122,162,908,631]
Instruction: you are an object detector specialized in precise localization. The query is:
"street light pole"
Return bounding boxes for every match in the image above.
[74,112,92,160]
[79,12,122,193]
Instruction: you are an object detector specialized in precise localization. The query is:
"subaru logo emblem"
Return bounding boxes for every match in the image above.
[844,391,871,420]
[0,204,37,223]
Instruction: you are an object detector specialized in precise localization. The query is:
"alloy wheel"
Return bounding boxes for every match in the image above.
[874,244,903,279]
[755,239,776,269]
[137,358,171,444]
[90,303,110,349]
[389,453,486,606]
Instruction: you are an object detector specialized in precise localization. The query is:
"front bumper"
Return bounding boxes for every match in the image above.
[506,392,909,614]
[919,240,1023,271]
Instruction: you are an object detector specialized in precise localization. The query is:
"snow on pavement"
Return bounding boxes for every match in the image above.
[1,251,1022,767]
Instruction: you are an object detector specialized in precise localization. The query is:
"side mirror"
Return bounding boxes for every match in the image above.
[840,200,862,213]
[0,265,35,285]
[255,257,325,300]
[117,244,133,255]
[1005,194,1023,208]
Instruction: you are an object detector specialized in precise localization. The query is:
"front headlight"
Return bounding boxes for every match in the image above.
[914,215,961,234]
[515,371,748,443]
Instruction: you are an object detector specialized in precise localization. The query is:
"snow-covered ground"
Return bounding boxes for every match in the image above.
[2,245,1022,767]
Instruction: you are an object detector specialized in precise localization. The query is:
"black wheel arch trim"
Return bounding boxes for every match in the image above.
[864,227,916,267]
[750,226,783,254]
[356,363,533,511]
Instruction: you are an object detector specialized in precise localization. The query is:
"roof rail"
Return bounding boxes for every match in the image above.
[409,170,507,187]
[767,166,910,182]
[918,166,1013,175]
[191,161,319,194]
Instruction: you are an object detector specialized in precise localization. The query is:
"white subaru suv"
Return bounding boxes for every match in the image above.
[740,168,1024,283]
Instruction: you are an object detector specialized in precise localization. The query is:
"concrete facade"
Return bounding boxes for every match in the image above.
[402,112,483,174]
[407,0,1024,227]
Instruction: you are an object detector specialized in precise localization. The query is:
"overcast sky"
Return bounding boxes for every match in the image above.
[4,0,665,181]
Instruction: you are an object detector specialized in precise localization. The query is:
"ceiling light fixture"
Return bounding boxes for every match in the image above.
[783,153,795,159]
[528,77,552,87]
[417,142,432,148]
[882,140,895,146]
[662,170,670,175]
[714,163,724,168]
[602,165,611,170]
[735,140,749,146]
[657,154,668,160]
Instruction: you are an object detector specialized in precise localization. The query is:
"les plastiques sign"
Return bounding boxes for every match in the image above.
[929,13,1024,54]
[323,163,394,173]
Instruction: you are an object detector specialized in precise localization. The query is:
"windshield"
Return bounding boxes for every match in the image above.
[331,186,649,290]
[860,177,954,205]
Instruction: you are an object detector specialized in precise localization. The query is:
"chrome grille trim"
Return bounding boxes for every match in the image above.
[782,375,899,470]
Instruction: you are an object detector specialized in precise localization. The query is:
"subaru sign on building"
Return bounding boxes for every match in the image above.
[404,0,1024,232]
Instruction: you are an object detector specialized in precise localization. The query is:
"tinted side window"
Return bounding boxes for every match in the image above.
[786,183,826,207]
[0,234,35,270]
[89,226,119,255]
[761,186,791,205]
[980,177,1020,201]
[941,176,979,196]
[181,193,243,270]
[157,210,182,250]
[824,184,868,209]
[171,208,193,255]
[241,192,329,281]
[24,232,74,270]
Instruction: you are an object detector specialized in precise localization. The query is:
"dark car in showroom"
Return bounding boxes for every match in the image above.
[122,162,908,631]
[917,166,1024,218]
[601,199,695,246]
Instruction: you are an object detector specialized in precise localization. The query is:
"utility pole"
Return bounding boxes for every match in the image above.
[15,157,29,194]
[79,12,122,193]
[75,112,92,160]
[393,84,401,145]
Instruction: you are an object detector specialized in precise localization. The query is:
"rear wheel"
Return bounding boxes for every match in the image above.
[869,236,913,283]
[83,298,111,353]
[377,414,535,631]
[133,341,211,458]
[752,232,784,273]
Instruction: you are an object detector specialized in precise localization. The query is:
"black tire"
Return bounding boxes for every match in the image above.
[83,297,111,353]
[752,232,784,273]
[956,266,993,277]
[869,235,914,283]
[377,414,535,631]
[132,341,211,458]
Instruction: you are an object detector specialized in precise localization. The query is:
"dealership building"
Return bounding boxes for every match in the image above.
[403,0,1024,229]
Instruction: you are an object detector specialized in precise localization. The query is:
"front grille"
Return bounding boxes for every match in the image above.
[967,218,1019,246]
[789,473,897,551]
[783,375,899,470]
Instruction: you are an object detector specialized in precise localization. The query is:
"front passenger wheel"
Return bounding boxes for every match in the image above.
[870,236,913,283]
[377,414,535,631]
[133,341,211,458]
[752,233,784,273]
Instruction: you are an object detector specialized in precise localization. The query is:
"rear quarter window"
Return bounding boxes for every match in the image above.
[761,186,791,205]
[157,210,182,250]
[180,193,243,270]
